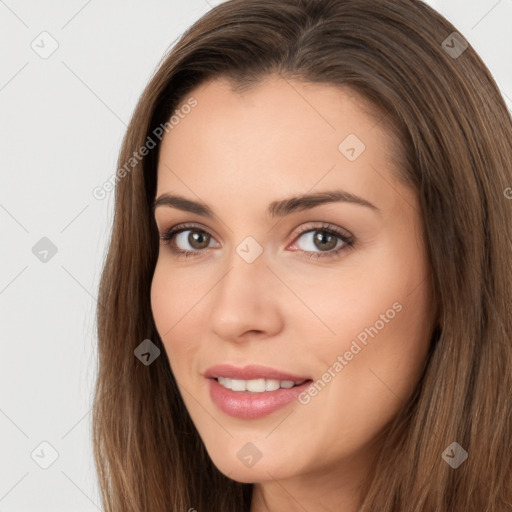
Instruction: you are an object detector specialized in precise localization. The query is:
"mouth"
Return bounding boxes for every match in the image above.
[204,365,314,419]
[214,376,310,393]
[204,363,311,383]
[207,377,313,419]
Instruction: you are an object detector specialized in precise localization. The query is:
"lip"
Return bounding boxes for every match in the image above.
[204,364,311,382]
[204,364,313,419]
[207,378,312,419]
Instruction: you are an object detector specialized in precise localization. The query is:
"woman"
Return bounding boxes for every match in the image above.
[92,0,512,510]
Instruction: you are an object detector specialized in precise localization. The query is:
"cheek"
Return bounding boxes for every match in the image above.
[150,257,209,329]
[150,263,173,337]
[280,264,400,360]
[293,247,433,426]
[150,262,201,373]
[360,275,434,398]
[293,294,432,464]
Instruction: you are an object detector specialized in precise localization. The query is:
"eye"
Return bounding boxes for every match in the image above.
[290,223,355,260]
[159,223,219,258]
[158,222,356,260]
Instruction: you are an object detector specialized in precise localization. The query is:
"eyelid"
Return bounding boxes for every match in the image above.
[159,221,221,241]
[158,221,352,241]
[292,222,352,240]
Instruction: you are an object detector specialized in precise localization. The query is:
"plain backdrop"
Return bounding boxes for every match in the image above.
[1,0,511,510]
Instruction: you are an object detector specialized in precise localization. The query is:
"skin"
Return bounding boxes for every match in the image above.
[150,75,437,512]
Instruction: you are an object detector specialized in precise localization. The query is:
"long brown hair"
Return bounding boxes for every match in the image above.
[92,0,512,510]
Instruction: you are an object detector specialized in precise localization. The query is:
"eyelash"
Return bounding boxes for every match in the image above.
[158,222,356,260]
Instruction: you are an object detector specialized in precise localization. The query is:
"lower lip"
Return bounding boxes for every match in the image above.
[207,378,311,419]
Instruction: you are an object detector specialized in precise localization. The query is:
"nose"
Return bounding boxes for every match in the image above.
[208,247,284,343]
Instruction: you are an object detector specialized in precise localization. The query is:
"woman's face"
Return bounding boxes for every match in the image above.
[151,75,436,486]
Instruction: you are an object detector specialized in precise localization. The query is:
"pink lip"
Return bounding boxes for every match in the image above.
[204,364,311,382]
[204,364,312,419]
[207,378,312,419]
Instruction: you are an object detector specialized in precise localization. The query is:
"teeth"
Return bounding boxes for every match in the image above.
[265,379,280,391]
[217,377,305,392]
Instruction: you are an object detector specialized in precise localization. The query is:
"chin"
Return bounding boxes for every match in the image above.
[209,458,262,483]
[208,449,295,484]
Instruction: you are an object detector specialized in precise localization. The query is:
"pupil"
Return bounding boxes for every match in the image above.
[190,231,209,249]
[314,231,336,251]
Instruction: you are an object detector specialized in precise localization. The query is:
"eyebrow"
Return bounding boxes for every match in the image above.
[152,189,378,218]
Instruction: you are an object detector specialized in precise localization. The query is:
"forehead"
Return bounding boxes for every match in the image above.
[155,75,406,216]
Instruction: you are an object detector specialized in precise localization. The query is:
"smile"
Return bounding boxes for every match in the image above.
[216,377,307,392]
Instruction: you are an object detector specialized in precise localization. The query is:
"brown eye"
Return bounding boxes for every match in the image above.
[293,226,351,256]
[311,231,339,251]
[184,230,211,250]
[163,228,214,250]
[159,224,220,258]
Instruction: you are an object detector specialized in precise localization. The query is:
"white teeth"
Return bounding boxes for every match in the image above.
[246,378,265,392]
[231,379,246,391]
[217,377,305,392]
[265,379,280,391]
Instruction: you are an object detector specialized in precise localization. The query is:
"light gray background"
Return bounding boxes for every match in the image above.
[1,0,511,510]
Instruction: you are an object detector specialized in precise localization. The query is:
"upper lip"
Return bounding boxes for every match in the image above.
[204,364,311,382]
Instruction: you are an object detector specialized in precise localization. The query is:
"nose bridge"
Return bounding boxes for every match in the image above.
[208,236,282,338]
[217,237,269,302]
